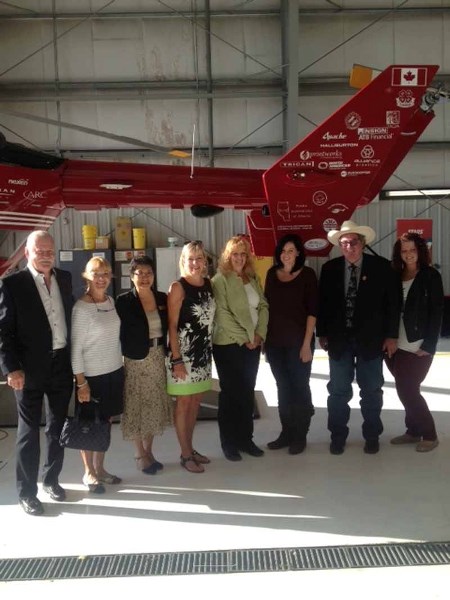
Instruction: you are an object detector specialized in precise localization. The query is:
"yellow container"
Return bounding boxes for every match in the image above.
[82,224,97,250]
[132,228,146,250]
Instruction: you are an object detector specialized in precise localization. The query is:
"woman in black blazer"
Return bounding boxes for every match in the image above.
[385,233,444,452]
[116,256,173,474]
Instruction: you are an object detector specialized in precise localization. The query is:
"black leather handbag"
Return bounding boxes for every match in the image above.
[59,403,111,452]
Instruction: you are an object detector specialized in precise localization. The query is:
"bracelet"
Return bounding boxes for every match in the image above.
[171,358,184,366]
[76,381,88,389]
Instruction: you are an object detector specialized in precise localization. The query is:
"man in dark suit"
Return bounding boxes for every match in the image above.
[317,221,399,455]
[0,231,73,515]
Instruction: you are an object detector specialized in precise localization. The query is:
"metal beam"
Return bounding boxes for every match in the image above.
[1,8,449,20]
[0,77,358,103]
[1,74,449,103]
[54,140,450,161]
[281,0,299,152]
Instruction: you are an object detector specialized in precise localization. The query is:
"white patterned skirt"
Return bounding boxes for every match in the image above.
[121,346,173,440]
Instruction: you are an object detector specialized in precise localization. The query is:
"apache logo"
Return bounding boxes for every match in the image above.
[322,132,347,141]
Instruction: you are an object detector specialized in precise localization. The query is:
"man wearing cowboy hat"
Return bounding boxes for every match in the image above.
[317,220,400,455]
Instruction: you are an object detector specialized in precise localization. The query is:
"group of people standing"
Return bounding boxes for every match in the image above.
[0,219,444,515]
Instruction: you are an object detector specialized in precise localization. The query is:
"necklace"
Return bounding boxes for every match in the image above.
[87,293,113,313]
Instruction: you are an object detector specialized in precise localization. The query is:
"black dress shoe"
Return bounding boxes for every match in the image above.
[267,435,290,450]
[19,496,44,516]
[364,440,380,454]
[330,441,345,455]
[288,440,306,455]
[240,441,264,457]
[222,447,242,462]
[43,483,66,501]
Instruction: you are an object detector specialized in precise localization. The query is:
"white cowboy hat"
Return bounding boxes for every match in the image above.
[327,220,376,246]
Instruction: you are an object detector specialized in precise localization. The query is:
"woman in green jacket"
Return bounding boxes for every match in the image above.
[212,236,269,461]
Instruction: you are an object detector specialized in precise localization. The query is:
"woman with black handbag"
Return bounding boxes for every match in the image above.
[71,256,124,493]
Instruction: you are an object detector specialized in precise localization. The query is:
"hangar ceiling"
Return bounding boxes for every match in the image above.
[0,0,449,183]
[0,1,450,286]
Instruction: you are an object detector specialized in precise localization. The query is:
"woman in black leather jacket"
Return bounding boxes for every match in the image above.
[116,256,173,474]
[385,233,444,452]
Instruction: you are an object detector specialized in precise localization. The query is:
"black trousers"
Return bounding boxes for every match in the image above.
[213,343,260,451]
[265,344,315,443]
[14,350,73,499]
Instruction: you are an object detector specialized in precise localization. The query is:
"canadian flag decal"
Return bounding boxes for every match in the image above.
[391,67,428,86]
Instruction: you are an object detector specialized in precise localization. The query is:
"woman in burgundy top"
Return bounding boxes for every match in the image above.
[264,234,318,454]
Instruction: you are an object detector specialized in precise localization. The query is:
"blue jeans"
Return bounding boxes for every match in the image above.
[266,345,314,443]
[327,341,384,443]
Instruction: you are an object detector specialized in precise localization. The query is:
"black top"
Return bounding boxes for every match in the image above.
[264,265,318,348]
[115,288,168,360]
[401,266,444,355]
[0,267,73,388]
[317,253,400,360]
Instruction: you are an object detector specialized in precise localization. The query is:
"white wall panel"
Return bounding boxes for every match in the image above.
[213,97,282,147]
[211,16,280,79]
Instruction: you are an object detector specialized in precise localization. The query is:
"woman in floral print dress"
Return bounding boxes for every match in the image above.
[166,241,215,473]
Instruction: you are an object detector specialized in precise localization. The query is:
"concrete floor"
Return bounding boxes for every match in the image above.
[1,343,450,598]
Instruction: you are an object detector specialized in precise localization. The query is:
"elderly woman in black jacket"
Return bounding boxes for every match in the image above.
[385,233,444,452]
[116,256,173,474]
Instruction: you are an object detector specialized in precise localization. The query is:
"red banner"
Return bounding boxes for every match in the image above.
[396,218,433,259]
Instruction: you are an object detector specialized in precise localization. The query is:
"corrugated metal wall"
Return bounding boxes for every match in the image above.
[1,196,448,292]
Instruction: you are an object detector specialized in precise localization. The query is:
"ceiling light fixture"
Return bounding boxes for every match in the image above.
[381,189,450,199]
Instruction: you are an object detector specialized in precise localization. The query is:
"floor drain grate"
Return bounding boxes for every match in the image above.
[1,541,450,581]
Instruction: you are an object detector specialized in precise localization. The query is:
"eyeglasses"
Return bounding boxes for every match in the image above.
[89,271,112,279]
[339,239,360,248]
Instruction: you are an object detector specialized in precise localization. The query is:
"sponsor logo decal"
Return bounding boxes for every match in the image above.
[360,145,375,159]
[276,201,291,222]
[281,161,314,168]
[304,238,329,251]
[0,188,15,196]
[320,142,358,149]
[341,170,371,177]
[386,110,401,127]
[358,127,393,141]
[345,112,361,130]
[396,89,415,108]
[322,131,347,141]
[328,203,348,214]
[8,178,29,186]
[312,191,328,206]
[23,190,46,200]
[323,218,338,232]
[300,150,343,159]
